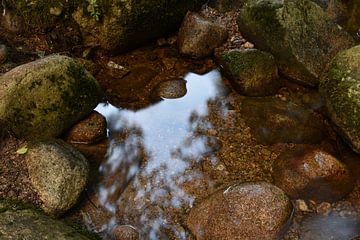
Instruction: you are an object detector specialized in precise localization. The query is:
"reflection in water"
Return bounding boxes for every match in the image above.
[95,70,228,238]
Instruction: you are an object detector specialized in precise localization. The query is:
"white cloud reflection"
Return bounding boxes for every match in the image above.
[95,70,227,239]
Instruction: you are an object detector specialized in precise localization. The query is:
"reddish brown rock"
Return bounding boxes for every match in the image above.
[65,111,107,144]
[187,182,293,240]
[178,12,228,58]
[111,225,139,240]
[273,146,353,202]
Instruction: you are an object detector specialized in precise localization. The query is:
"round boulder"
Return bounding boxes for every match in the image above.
[25,139,89,215]
[187,182,293,240]
[319,45,360,153]
[0,55,104,140]
[219,49,281,96]
[273,146,353,202]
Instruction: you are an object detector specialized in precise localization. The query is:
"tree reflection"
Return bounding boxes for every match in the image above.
[95,70,229,239]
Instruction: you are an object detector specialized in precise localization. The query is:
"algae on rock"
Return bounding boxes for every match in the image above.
[319,44,360,153]
[0,55,104,140]
[237,0,354,86]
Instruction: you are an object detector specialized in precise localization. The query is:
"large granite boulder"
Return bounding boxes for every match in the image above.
[237,0,354,86]
[187,182,293,240]
[319,44,360,153]
[25,139,89,215]
[72,0,206,52]
[0,55,104,140]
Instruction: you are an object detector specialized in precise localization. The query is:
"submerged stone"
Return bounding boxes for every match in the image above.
[237,0,354,86]
[187,182,293,240]
[273,145,353,202]
[154,79,187,99]
[319,45,360,153]
[219,49,281,96]
[240,98,327,144]
[178,12,228,58]
[25,139,89,215]
[0,55,104,140]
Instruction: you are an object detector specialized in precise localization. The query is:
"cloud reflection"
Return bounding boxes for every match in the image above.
[95,70,228,239]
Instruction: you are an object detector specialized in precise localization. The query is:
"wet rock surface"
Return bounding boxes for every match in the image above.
[273,146,353,202]
[240,98,327,144]
[237,0,355,86]
[25,139,89,215]
[0,200,97,240]
[111,225,140,240]
[0,55,104,140]
[219,49,281,96]
[187,182,293,240]
[65,111,107,144]
[178,11,228,58]
[320,44,360,153]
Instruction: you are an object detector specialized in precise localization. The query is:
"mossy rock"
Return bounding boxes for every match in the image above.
[319,44,360,153]
[219,49,281,96]
[0,55,104,140]
[237,0,354,86]
[72,0,206,52]
[0,199,99,240]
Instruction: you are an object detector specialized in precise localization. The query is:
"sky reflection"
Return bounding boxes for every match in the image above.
[95,69,228,239]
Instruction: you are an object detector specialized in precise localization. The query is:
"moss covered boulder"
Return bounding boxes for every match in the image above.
[319,45,360,153]
[0,200,98,240]
[237,0,354,86]
[219,49,281,96]
[72,0,206,52]
[0,55,104,140]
